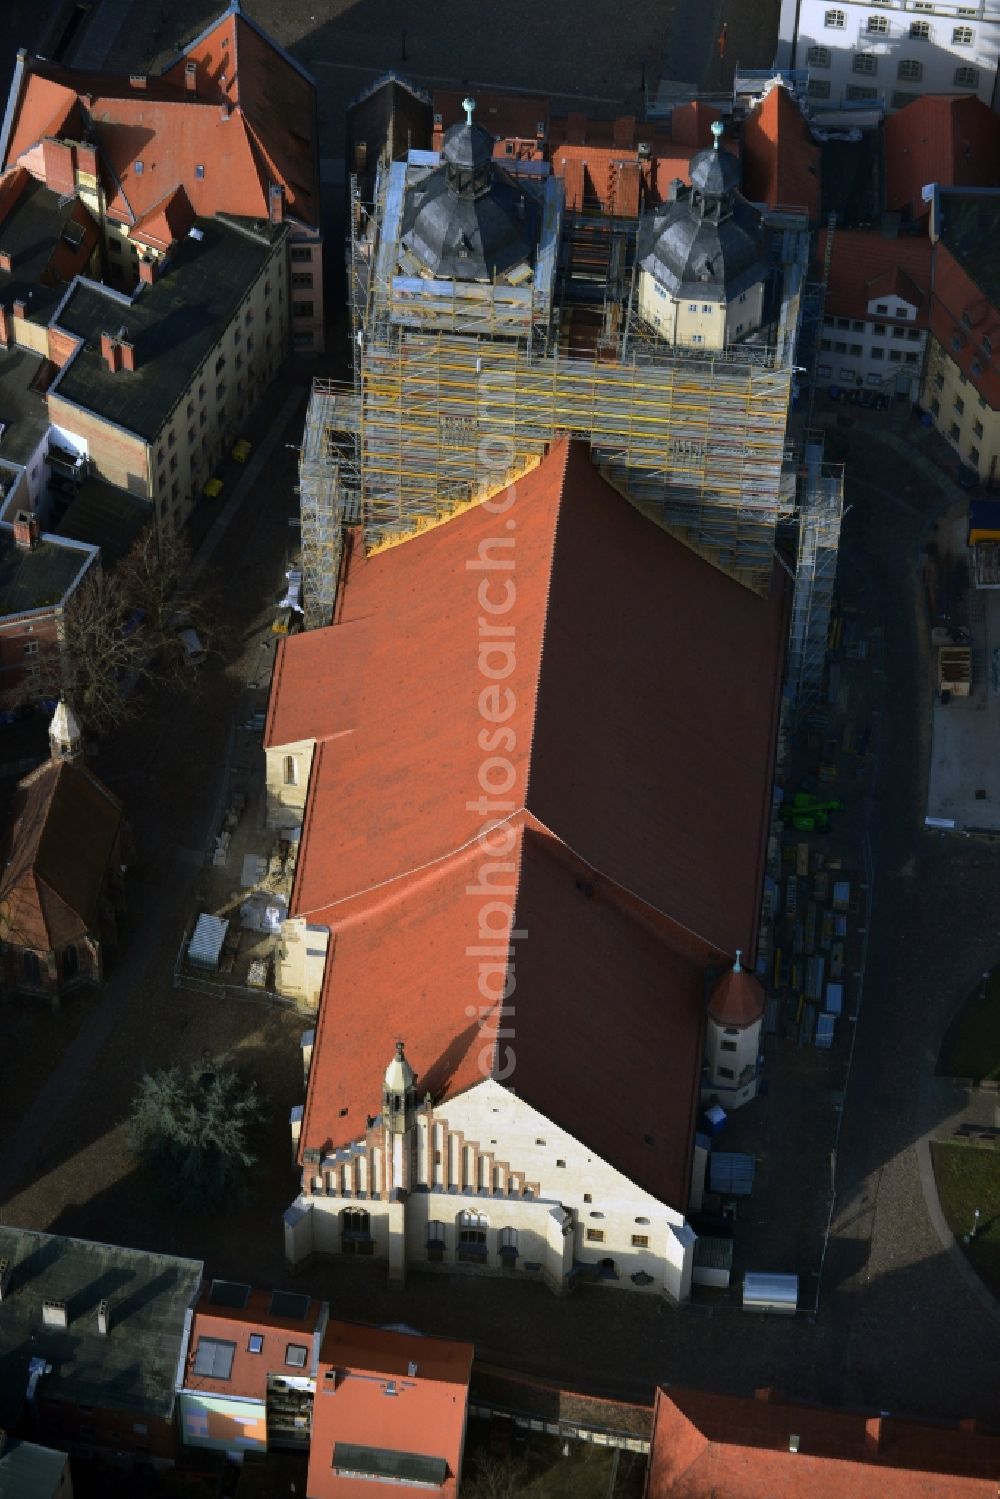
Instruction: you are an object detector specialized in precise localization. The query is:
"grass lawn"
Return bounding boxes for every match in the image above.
[930,1142,1000,1297]
[937,969,1000,1080]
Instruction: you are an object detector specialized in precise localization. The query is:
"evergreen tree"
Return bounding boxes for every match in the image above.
[127,1063,264,1211]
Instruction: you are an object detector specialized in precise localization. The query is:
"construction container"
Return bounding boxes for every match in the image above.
[742,1271,798,1315]
[938,645,972,697]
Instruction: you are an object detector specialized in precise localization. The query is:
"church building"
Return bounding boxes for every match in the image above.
[266,439,787,1299]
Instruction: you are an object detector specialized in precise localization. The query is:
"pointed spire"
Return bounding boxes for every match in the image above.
[711,118,724,152]
[462,96,476,126]
[49,695,83,764]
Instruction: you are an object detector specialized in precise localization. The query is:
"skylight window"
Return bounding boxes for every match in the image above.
[134,160,144,175]
[193,1338,235,1380]
[248,1334,264,1354]
[195,164,205,179]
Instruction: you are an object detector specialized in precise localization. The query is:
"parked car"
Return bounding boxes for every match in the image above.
[271,607,303,637]
[177,627,208,666]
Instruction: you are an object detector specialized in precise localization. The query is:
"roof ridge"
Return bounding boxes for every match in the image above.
[521,436,572,814]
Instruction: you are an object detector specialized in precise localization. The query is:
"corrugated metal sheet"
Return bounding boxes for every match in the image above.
[188,912,228,969]
[743,1271,798,1313]
[709,1152,756,1196]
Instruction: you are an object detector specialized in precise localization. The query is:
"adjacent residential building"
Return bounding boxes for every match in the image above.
[922,186,1000,481]
[816,226,932,399]
[884,93,1000,220]
[781,0,1000,112]
[0,1227,202,1467]
[307,1322,473,1499]
[645,1384,1000,1496]
[0,702,127,1002]
[740,81,822,223]
[1,0,324,350]
[0,512,97,708]
[269,440,788,1299]
[177,1281,327,1463]
[0,1434,73,1498]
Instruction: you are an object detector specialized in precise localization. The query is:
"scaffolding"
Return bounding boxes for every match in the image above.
[786,437,845,711]
[300,145,830,666]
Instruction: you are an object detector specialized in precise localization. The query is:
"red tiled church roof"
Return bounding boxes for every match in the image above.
[741,84,821,221]
[269,441,787,1204]
[647,1386,1000,1497]
[885,95,1000,221]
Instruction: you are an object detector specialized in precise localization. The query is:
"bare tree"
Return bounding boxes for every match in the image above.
[21,529,213,737]
[463,1453,528,1499]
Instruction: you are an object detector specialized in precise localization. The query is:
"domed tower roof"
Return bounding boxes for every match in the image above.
[637,120,765,304]
[441,103,496,176]
[708,951,765,1028]
[384,1039,415,1095]
[399,97,537,283]
[689,120,743,197]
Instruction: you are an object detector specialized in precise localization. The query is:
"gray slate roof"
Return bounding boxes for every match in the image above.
[51,214,285,442]
[400,116,538,283]
[0,1438,68,1499]
[0,1227,203,1431]
[0,528,94,619]
[639,144,765,304]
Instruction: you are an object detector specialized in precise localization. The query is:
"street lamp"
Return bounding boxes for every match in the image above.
[964,1207,981,1245]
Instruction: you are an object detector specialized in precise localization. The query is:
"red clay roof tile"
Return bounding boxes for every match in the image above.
[648,1386,1000,1497]
[885,95,1000,220]
[817,227,932,327]
[741,83,821,220]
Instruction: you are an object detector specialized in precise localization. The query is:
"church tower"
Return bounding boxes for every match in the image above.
[704,950,765,1109]
[382,1040,417,1286]
[49,696,83,764]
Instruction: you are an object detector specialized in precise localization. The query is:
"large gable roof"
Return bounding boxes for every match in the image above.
[273,441,787,957]
[741,83,821,222]
[818,227,931,326]
[0,758,123,950]
[271,441,786,1203]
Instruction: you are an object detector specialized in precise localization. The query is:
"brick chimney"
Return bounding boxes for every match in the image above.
[13,299,26,321]
[269,184,284,224]
[0,306,9,350]
[0,250,10,272]
[13,510,40,550]
[41,137,75,197]
[184,60,198,94]
[100,331,122,373]
[138,255,157,285]
[120,339,136,371]
[129,73,147,90]
[865,1416,882,1453]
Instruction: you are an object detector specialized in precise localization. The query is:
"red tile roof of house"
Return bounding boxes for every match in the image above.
[817,228,932,327]
[931,235,1000,411]
[308,1322,472,1499]
[2,4,319,236]
[647,1386,1000,1497]
[184,1285,325,1402]
[741,83,821,221]
[885,95,1000,220]
[0,759,123,950]
[268,441,787,1203]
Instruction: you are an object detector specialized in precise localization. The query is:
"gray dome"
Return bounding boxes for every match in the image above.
[689,143,742,198]
[400,103,538,282]
[639,197,764,301]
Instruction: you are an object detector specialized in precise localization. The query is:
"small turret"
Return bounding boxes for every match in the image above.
[382,1040,417,1135]
[49,696,83,764]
